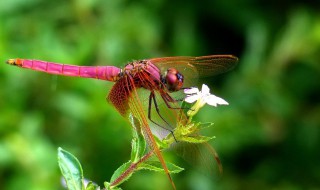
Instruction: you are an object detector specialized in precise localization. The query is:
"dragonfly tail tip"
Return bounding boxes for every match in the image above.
[6,59,14,64]
[6,58,22,66]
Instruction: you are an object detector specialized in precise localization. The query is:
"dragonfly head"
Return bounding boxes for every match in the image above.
[162,68,184,92]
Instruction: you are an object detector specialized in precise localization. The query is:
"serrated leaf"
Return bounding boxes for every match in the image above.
[131,138,138,161]
[139,161,184,174]
[58,147,84,190]
[110,161,133,187]
[85,182,100,190]
[181,135,214,143]
[154,134,169,149]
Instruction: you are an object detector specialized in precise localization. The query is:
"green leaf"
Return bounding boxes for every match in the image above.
[58,147,85,190]
[104,182,111,190]
[180,135,214,144]
[139,161,184,174]
[110,161,133,187]
[104,182,122,190]
[154,134,170,149]
[131,137,139,162]
[129,114,146,162]
[85,182,99,190]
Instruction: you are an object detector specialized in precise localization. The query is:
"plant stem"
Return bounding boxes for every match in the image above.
[110,151,154,188]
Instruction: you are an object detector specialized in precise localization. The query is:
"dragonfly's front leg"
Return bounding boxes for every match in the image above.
[148,92,177,141]
[160,91,191,110]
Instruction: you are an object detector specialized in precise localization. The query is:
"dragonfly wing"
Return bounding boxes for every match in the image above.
[107,77,130,116]
[107,74,176,189]
[149,55,238,85]
[171,142,223,178]
[188,55,238,77]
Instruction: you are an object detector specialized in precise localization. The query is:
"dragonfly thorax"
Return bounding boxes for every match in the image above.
[122,61,184,92]
[161,68,184,92]
[123,60,163,90]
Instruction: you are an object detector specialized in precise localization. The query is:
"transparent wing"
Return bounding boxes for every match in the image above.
[171,142,223,178]
[107,74,176,189]
[149,55,238,79]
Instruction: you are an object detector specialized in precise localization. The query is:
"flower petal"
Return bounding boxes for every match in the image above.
[184,94,199,103]
[206,95,229,106]
[201,84,210,95]
[184,87,199,94]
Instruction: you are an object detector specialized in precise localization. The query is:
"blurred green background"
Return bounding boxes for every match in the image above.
[1,0,320,190]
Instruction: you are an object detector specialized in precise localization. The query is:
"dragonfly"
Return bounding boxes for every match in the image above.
[6,55,238,189]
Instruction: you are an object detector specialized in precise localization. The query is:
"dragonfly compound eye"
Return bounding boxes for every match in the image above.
[164,68,184,92]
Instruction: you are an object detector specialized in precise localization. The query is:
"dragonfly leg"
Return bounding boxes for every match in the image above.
[160,92,189,110]
[148,92,178,142]
[161,89,195,113]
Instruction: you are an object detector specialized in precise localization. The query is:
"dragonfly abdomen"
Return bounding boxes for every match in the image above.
[6,58,121,81]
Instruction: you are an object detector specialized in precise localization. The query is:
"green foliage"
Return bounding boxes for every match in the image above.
[104,182,122,190]
[109,161,132,187]
[139,161,183,174]
[129,114,146,163]
[57,113,187,190]
[58,147,85,190]
[85,182,99,190]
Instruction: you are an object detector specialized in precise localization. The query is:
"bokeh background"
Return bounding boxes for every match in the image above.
[1,0,320,190]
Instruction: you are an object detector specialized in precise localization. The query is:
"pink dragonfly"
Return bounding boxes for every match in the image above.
[6,55,238,189]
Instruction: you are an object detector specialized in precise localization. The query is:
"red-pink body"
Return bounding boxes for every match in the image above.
[6,58,121,82]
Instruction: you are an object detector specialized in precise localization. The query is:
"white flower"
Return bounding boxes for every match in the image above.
[184,84,228,116]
